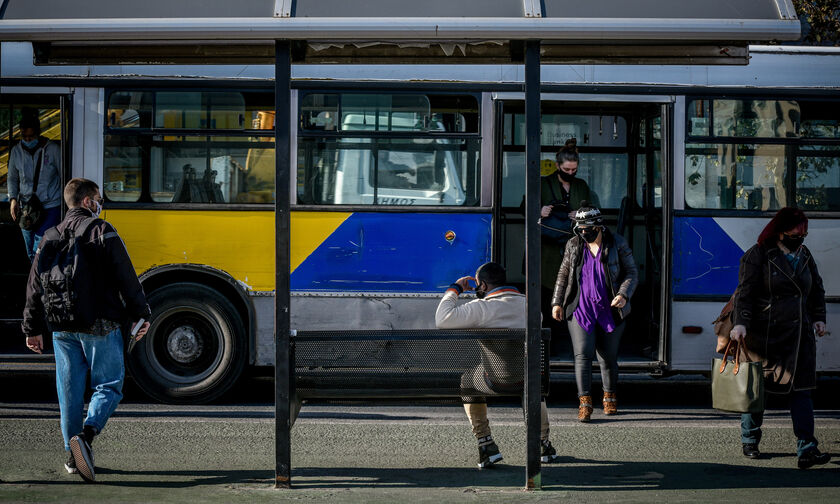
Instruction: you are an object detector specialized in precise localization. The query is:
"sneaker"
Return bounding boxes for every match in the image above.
[69,434,95,482]
[64,452,78,474]
[578,395,593,423]
[541,440,561,463]
[798,448,831,470]
[603,392,617,415]
[742,443,760,459]
[477,435,503,469]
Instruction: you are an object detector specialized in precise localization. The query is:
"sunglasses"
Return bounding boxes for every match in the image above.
[783,233,808,240]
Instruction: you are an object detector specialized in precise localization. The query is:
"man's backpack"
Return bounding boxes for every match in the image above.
[36,217,98,330]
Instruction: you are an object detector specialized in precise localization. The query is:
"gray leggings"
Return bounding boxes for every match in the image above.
[568,315,625,397]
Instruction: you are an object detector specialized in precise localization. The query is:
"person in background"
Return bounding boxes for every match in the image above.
[730,207,830,469]
[540,138,600,351]
[551,203,637,422]
[7,110,63,261]
[436,262,561,469]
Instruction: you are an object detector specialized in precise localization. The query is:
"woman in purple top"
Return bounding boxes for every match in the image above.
[550,203,638,422]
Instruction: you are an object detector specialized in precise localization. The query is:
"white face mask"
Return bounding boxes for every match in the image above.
[88,199,102,218]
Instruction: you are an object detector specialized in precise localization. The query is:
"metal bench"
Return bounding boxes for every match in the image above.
[293,329,550,399]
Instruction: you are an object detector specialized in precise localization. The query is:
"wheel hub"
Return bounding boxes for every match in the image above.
[166,325,203,364]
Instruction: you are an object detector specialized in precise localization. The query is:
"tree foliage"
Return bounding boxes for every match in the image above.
[792,0,840,45]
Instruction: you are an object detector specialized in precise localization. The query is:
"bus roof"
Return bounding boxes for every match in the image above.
[0,0,800,65]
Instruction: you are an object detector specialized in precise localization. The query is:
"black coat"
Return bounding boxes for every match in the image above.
[733,243,826,393]
[551,230,638,322]
[22,207,151,337]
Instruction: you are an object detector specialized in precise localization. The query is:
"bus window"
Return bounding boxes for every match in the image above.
[298,137,479,206]
[685,99,840,211]
[104,135,144,202]
[104,90,276,204]
[688,99,800,138]
[297,92,480,206]
[797,155,840,211]
[685,144,788,211]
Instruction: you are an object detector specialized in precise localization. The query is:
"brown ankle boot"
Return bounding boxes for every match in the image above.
[603,391,617,415]
[578,395,593,422]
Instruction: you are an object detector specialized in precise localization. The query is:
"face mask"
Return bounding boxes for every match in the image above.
[475,281,486,299]
[557,170,576,182]
[21,138,38,149]
[781,235,804,251]
[579,228,600,243]
[88,199,103,218]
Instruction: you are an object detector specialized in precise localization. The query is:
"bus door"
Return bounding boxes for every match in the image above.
[493,94,670,373]
[0,92,71,356]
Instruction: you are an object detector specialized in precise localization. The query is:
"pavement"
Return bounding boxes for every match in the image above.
[1,396,839,503]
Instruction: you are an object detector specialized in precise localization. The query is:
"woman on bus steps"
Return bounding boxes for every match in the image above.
[730,207,830,469]
[550,203,637,422]
[540,138,600,352]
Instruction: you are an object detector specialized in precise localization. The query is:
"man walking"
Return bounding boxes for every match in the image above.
[23,178,151,482]
[435,261,561,469]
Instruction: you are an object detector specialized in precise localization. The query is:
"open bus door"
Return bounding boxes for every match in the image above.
[0,92,71,358]
[493,94,671,374]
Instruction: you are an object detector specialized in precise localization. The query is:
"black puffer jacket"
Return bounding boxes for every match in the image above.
[551,230,638,322]
[22,207,151,336]
[733,243,826,393]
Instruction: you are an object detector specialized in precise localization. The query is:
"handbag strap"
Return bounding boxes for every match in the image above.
[31,148,44,194]
[719,339,741,375]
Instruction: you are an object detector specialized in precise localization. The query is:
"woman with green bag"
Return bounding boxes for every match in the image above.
[730,207,830,469]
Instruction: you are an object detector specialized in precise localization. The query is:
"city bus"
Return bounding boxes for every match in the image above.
[1,43,838,403]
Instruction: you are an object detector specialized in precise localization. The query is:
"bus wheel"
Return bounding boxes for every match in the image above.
[127,282,247,404]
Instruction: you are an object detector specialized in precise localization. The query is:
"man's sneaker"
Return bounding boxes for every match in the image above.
[64,452,78,474]
[742,443,760,459]
[798,448,831,469]
[69,435,95,482]
[541,439,561,463]
[477,435,503,469]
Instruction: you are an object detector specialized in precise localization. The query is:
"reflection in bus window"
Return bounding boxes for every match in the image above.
[797,155,840,211]
[104,136,143,202]
[685,144,788,210]
[298,137,479,206]
[688,99,800,138]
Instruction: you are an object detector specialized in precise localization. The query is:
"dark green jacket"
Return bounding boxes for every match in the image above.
[540,174,599,288]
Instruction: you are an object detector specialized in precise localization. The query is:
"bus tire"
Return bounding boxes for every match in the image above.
[127,282,247,404]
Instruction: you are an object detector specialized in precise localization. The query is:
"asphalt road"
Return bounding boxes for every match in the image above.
[1,373,839,503]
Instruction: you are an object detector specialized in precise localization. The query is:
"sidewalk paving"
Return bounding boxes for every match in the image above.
[1,403,839,503]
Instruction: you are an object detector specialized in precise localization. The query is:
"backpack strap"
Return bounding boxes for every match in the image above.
[72,216,98,242]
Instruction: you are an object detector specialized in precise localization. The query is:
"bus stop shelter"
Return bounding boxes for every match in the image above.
[0,0,800,490]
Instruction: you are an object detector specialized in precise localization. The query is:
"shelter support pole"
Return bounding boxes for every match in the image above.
[524,39,542,491]
[274,39,292,490]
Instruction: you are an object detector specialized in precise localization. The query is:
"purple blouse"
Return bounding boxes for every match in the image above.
[573,247,616,333]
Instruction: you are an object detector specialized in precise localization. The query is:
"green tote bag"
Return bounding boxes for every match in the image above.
[711,340,765,414]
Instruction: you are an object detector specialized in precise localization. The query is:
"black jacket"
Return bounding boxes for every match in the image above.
[733,243,826,393]
[22,207,151,336]
[551,230,638,322]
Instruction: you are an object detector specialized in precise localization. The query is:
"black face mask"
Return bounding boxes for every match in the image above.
[557,170,576,182]
[781,235,804,251]
[475,283,487,299]
[579,228,600,243]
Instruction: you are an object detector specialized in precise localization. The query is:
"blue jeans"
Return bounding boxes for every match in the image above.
[22,206,61,261]
[740,389,818,456]
[53,328,125,451]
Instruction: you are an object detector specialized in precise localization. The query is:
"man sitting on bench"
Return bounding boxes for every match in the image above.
[435,262,561,469]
